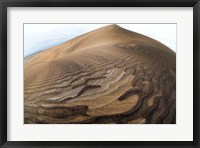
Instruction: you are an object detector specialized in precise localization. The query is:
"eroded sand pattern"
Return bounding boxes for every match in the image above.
[24,25,176,124]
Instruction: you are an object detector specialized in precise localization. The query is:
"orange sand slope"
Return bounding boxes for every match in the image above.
[24,24,176,124]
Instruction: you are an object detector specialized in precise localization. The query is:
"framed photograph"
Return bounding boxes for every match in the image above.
[0,0,199,147]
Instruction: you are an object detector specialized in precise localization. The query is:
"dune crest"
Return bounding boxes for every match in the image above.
[24,24,176,124]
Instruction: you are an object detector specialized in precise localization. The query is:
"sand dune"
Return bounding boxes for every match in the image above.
[24,24,176,124]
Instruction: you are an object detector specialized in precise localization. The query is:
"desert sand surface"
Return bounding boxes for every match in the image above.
[24,24,176,124]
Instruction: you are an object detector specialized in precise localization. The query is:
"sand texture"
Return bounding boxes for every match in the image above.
[24,25,176,124]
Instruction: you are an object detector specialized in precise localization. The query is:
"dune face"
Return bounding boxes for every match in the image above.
[24,24,176,124]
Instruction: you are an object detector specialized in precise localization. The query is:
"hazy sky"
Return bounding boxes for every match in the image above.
[24,24,176,57]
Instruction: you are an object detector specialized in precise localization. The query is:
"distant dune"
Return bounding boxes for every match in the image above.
[24,24,176,124]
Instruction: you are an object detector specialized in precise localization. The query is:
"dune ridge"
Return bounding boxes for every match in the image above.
[24,24,176,124]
